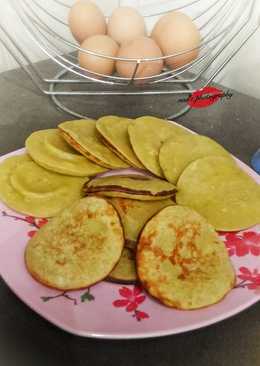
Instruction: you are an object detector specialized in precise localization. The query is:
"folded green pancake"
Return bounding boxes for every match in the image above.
[128,116,190,177]
[84,176,177,201]
[159,134,232,184]
[109,197,174,250]
[59,119,129,169]
[26,129,107,177]
[25,197,124,290]
[107,247,137,284]
[176,156,260,231]
[0,154,87,217]
[137,205,235,310]
[96,116,144,169]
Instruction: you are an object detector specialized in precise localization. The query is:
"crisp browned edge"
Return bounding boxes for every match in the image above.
[59,128,114,169]
[125,239,137,251]
[96,122,145,169]
[135,204,237,310]
[105,277,137,285]
[99,135,137,168]
[83,175,177,198]
[85,185,176,198]
[59,124,130,170]
[133,203,176,295]
[24,197,125,291]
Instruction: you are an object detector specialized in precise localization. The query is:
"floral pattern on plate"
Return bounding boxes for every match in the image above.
[221,231,260,257]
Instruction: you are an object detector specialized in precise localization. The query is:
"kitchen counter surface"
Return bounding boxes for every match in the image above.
[0,61,259,366]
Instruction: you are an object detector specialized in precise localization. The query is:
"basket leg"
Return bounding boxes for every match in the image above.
[49,69,194,120]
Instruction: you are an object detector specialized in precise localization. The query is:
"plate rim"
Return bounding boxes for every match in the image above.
[1,265,259,339]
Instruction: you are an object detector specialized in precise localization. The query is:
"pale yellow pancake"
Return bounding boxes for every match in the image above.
[176,156,260,231]
[59,119,129,169]
[159,134,232,184]
[128,116,190,177]
[137,205,235,310]
[0,154,87,217]
[25,197,124,290]
[96,116,144,169]
[26,129,107,177]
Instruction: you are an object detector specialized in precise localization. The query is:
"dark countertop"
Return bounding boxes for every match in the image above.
[0,61,259,366]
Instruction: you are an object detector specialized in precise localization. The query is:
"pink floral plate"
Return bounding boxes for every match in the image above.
[0,148,259,339]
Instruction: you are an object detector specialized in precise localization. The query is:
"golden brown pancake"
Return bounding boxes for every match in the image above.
[26,129,107,176]
[59,119,129,169]
[25,197,124,290]
[137,205,235,310]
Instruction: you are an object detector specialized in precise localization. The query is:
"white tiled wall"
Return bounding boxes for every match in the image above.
[1,0,260,99]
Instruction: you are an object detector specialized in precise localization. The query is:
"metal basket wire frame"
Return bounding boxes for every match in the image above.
[0,0,259,119]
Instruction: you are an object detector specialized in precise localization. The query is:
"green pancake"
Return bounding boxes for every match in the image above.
[96,116,144,169]
[109,197,174,250]
[176,156,260,231]
[59,119,129,169]
[26,129,107,177]
[0,154,87,217]
[159,134,232,184]
[107,247,137,284]
[128,116,190,177]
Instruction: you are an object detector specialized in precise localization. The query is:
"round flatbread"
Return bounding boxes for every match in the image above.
[176,156,260,231]
[137,205,235,310]
[96,116,144,169]
[26,129,107,177]
[59,119,129,169]
[109,197,174,250]
[159,134,232,184]
[84,176,177,201]
[107,248,137,284]
[25,197,124,290]
[128,116,190,177]
[0,154,87,217]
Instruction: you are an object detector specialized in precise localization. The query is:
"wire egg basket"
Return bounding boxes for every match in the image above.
[0,0,259,119]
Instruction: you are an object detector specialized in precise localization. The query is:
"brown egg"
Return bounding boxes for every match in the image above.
[151,11,201,69]
[116,37,163,79]
[69,0,107,44]
[108,7,146,45]
[79,35,119,76]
